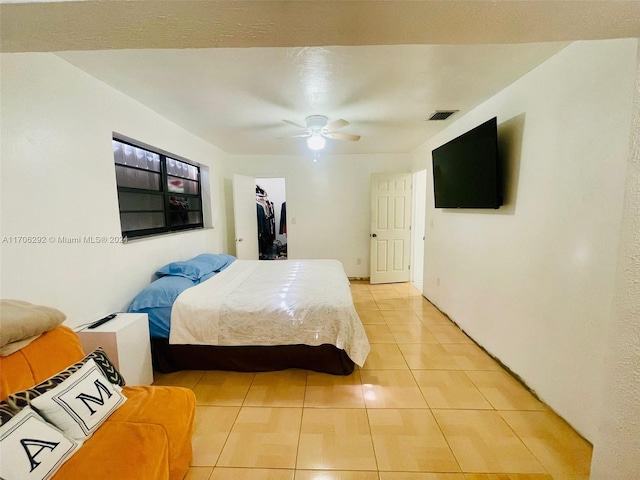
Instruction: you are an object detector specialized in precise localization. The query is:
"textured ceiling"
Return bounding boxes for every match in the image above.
[3,1,639,155]
[58,43,568,155]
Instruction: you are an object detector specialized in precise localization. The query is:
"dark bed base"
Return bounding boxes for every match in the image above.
[150,338,356,376]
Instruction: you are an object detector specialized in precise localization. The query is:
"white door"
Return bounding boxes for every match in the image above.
[370,173,412,284]
[233,174,259,260]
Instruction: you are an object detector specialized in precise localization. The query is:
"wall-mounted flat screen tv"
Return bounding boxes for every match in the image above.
[432,117,502,209]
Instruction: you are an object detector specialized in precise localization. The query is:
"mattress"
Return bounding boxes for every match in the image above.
[169,259,370,367]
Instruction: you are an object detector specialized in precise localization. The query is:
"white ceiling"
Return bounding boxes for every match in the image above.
[3,1,639,156]
[57,44,567,155]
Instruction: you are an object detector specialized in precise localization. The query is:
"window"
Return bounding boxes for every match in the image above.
[113,137,203,239]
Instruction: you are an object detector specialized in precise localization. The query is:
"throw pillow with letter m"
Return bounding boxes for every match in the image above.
[31,359,127,441]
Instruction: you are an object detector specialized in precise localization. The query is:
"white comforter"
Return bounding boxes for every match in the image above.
[169,259,370,367]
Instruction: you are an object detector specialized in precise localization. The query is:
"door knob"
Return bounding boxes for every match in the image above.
[371,234,377,238]
[236,238,243,242]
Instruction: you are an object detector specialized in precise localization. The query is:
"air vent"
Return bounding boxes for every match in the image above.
[428,110,458,121]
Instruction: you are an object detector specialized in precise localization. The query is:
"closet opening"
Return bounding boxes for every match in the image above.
[255,178,287,260]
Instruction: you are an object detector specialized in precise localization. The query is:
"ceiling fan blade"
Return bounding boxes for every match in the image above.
[282,119,307,129]
[324,119,349,132]
[290,133,311,138]
[324,132,361,142]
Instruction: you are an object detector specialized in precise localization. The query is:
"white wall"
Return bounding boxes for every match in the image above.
[225,153,412,277]
[590,45,640,479]
[411,38,638,441]
[0,53,229,328]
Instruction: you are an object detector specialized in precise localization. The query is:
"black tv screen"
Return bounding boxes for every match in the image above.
[432,117,502,209]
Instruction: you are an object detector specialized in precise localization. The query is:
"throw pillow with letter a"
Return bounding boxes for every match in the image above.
[0,406,81,480]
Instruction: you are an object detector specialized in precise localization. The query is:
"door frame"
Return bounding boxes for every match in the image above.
[411,170,427,291]
[232,173,289,260]
[255,176,288,260]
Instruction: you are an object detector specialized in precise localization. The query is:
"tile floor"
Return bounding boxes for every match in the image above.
[153,281,592,480]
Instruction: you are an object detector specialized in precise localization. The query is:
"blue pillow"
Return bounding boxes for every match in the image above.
[156,260,215,281]
[128,275,196,310]
[190,253,236,272]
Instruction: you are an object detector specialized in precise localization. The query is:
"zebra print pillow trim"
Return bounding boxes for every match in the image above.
[5,347,125,411]
[0,401,15,426]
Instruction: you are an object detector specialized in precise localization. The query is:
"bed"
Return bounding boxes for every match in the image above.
[128,255,369,375]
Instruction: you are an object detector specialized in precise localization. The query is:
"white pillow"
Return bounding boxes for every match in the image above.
[0,406,81,480]
[31,359,126,440]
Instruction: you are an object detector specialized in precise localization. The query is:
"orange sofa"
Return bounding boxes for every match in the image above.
[0,325,196,480]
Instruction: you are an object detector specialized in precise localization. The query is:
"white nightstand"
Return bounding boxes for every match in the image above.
[77,313,154,386]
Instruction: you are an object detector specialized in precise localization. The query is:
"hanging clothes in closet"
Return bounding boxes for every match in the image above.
[256,185,276,259]
[279,201,287,235]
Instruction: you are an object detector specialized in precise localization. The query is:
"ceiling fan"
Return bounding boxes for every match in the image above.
[283,115,361,151]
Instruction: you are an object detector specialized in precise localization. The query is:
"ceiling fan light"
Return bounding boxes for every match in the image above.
[307,134,326,151]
